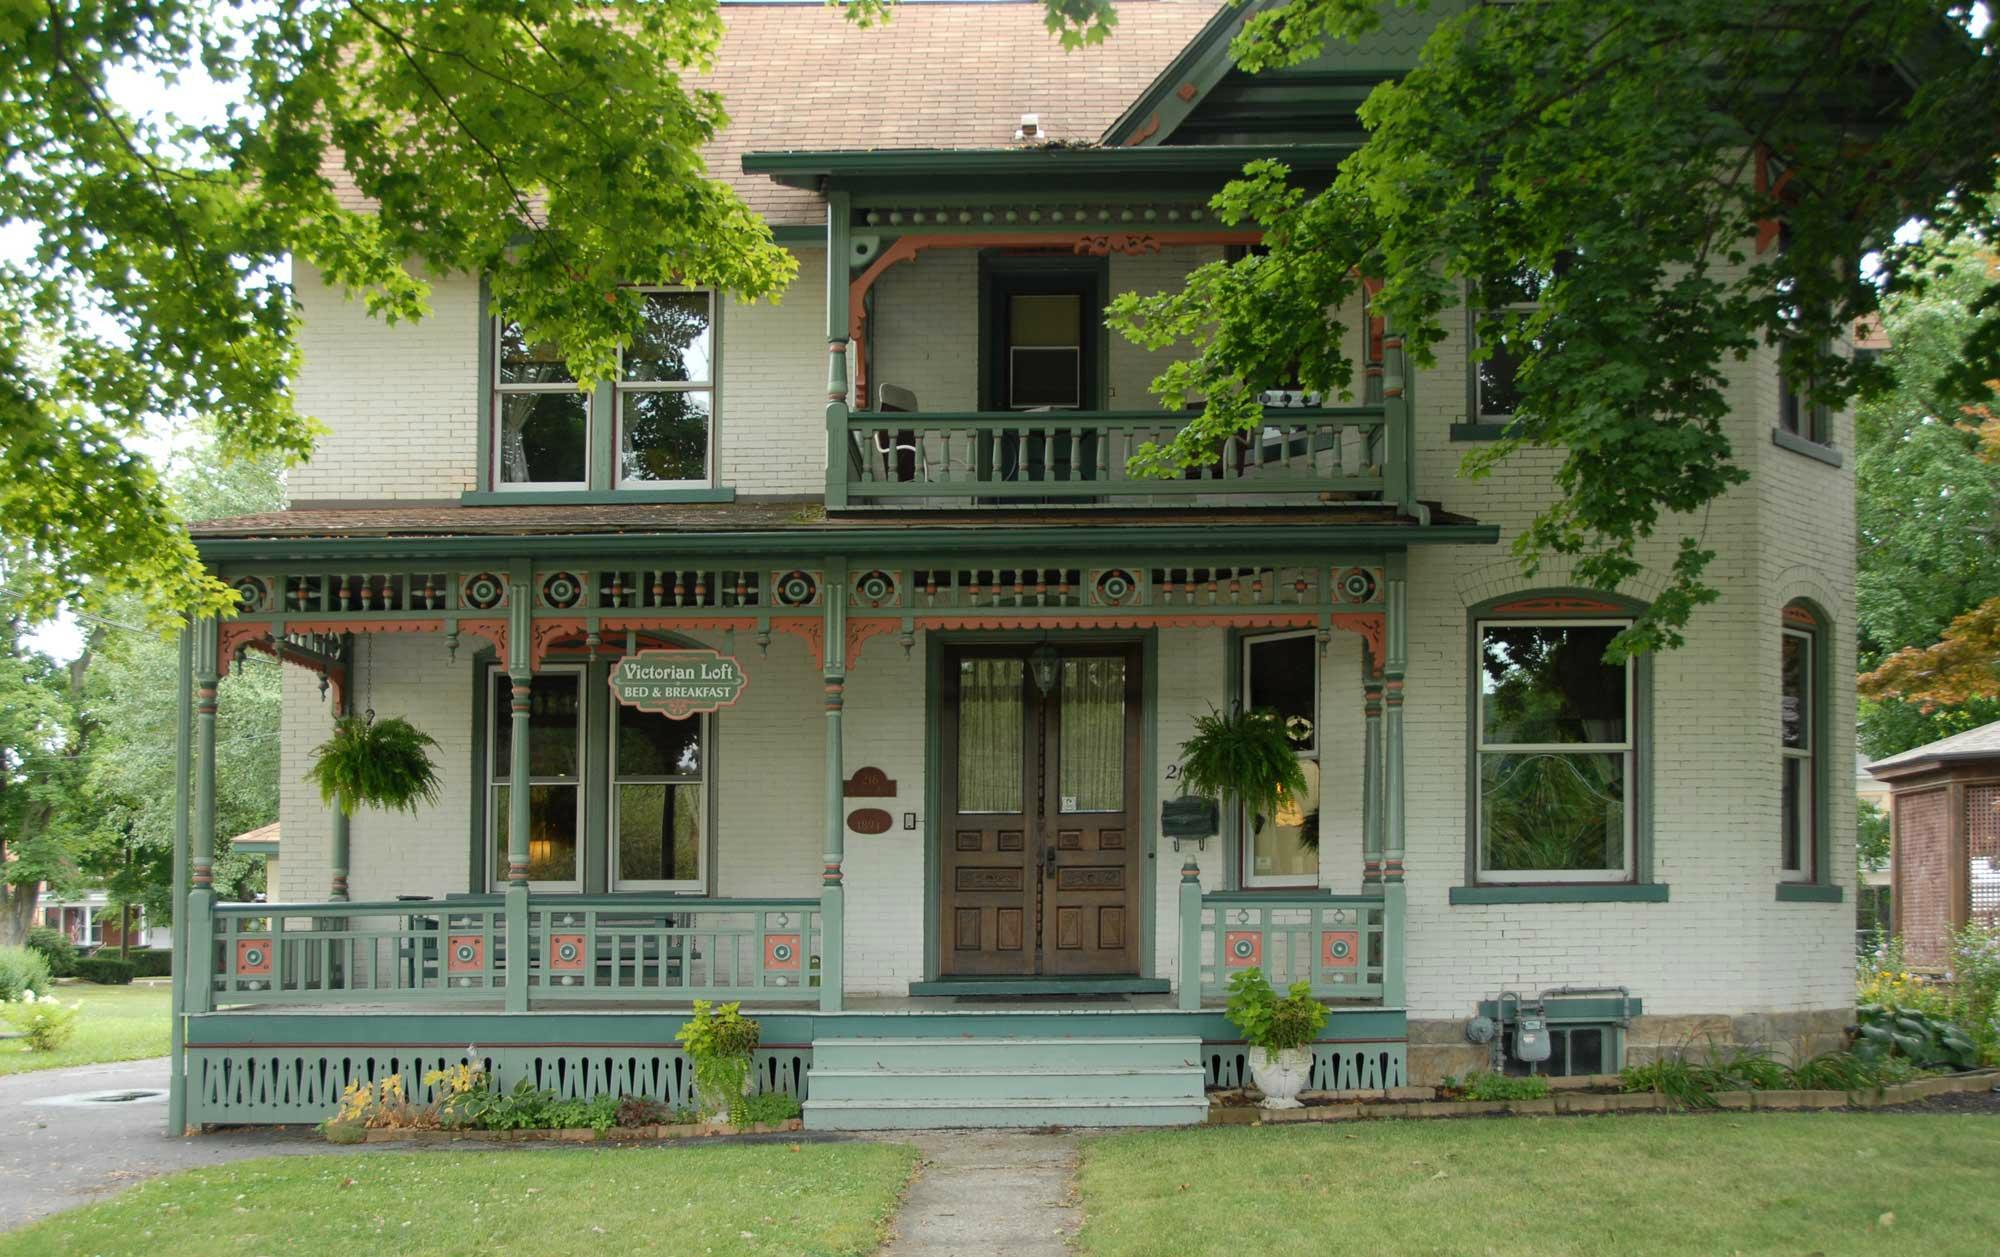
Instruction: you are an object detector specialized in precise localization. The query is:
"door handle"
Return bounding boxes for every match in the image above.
[1043,844,1058,879]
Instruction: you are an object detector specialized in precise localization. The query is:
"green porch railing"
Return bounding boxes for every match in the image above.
[211,900,506,1004]
[526,897,821,1001]
[840,406,1393,505]
[205,895,821,1006]
[1193,891,1393,1002]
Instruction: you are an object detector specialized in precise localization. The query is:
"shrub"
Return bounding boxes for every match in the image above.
[0,946,52,1002]
[126,950,174,978]
[3,993,81,1052]
[1947,922,2000,1064]
[678,1000,761,1123]
[24,927,77,978]
[735,1092,803,1125]
[616,1095,672,1128]
[1223,967,1329,1061]
[1440,1072,1551,1102]
[73,957,137,985]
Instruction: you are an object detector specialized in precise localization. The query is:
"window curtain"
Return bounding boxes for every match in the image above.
[1059,658,1125,812]
[957,659,1023,813]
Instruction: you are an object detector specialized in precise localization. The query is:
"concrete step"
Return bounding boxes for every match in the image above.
[811,1035,1203,1072]
[807,1065,1208,1102]
[802,1095,1210,1131]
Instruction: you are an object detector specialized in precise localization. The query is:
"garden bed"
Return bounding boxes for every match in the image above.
[347,1117,806,1144]
[1204,1068,2000,1125]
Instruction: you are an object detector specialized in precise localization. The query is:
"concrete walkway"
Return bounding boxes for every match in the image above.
[0,1057,334,1230]
[875,1130,1083,1256]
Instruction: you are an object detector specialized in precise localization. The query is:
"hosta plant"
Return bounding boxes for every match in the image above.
[1853,1004,1980,1071]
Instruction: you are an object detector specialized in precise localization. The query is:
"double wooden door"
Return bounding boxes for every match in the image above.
[939,643,1142,977]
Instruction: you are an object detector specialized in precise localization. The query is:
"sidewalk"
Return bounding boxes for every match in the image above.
[875,1130,1083,1256]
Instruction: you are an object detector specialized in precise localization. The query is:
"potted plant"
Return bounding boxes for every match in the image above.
[677,999,761,1127]
[1225,967,1329,1109]
[1178,706,1308,842]
[307,713,444,817]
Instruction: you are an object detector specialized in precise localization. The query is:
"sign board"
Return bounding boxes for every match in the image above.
[610,649,748,719]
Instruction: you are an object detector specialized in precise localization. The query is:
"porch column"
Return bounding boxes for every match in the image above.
[185,616,219,1016]
[1381,558,1408,1009]
[819,561,847,1011]
[503,575,533,1012]
[167,625,193,1135]
[1176,854,1203,1011]
[1362,655,1384,887]
[824,190,852,509]
[328,635,352,901]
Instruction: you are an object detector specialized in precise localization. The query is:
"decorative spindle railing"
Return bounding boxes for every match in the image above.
[206,895,820,1006]
[527,897,821,1000]
[211,900,506,1004]
[840,407,1394,505]
[1194,891,1391,1000]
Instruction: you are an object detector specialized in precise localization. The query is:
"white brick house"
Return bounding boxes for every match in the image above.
[167,1,1856,1130]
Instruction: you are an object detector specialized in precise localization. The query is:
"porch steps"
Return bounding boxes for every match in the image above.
[803,1035,1209,1130]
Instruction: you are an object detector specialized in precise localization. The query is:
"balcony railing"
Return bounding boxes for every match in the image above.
[833,404,1407,508]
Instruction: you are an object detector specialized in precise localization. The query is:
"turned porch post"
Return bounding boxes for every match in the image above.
[824,190,852,510]
[820,560,847,1011]
[167,625,193,1134]
[185,616,220,1016]
[1381,557,1408,1008]
[503,573,534,1012]
[1362,653,1385,887]
[328,634,353,902]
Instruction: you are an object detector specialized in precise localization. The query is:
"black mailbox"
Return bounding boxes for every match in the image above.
[1160,795,1220,841]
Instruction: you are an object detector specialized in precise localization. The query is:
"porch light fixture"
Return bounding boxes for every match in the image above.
[1029,643,1061,697]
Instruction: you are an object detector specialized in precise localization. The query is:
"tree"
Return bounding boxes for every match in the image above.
[0,596,92,943]
[1105,0,1999,654]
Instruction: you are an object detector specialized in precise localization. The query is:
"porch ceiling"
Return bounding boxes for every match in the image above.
[190,499,1493,562]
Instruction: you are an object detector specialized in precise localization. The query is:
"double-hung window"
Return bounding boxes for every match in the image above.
[613,701,707,890]
[1475,619,1635,882]
[1242,630,1320,887]
[489,287,716,491]
[1471,265,1555,423]
[488,670,584,888]
[1780,610,1820,882]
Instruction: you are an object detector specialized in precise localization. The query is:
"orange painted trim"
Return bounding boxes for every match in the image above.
[770,615,827,670]
[1329,612,1385,670]
[913,611,1317,633]
[1782,604,1819,629]
[846,617,904,667]
[1124,112,1160,146]
[1489,596,1627,616]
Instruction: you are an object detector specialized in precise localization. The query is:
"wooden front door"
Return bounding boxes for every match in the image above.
[939,644,1142,978]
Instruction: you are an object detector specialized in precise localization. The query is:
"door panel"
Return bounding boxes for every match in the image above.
[938,644,1143,979]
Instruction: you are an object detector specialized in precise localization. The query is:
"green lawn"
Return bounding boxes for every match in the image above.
[1078,1115,2000,1256]
[0,983,171,1076]
[0,1143,919,1257]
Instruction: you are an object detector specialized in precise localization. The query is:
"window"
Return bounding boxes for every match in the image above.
[1242,631,1320,887]
[612,702,707,890]
[489,288,716,491]
[1475,619,1635,882]
[485,661,711,891]
[1773,224,1834,448]
[1470,265,1555,422]
[1781,606,1822,882]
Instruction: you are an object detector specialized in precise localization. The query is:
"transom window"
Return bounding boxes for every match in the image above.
[1475,619,1635,882]
[1780,609,1820,882]
[1242,630,1320,888]
[486,663,708,891]
[489,288,716,491]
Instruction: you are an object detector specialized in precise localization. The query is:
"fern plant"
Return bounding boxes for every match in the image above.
[1178,706,1309,832]
[307,714,443,817]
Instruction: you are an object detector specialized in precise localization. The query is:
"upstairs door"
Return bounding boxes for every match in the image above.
[938,644,1142,978]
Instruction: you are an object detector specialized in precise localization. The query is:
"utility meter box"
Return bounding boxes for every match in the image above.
[1513,1013,1551,1064]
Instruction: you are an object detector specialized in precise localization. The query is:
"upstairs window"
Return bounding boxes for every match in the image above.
[1475,617,1636,883]
[1780,603,1824,882]
[489,288,716,491]
[1471,262,1563,423]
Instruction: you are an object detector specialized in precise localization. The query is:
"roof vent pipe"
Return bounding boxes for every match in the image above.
[1015,113,1040,141]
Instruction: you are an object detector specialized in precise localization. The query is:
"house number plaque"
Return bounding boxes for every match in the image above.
[610,648,748,718]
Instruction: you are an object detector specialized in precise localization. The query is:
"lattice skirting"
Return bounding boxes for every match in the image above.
[1202,1041,1407,1092]
[186,1046,810,1126]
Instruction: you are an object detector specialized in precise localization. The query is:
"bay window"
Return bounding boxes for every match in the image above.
[1475,619,1635,882]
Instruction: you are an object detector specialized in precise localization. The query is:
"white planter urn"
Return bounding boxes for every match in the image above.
[1249,1047,1312,1109]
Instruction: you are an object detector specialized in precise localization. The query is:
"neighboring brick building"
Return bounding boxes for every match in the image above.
[169,0,1862,1130]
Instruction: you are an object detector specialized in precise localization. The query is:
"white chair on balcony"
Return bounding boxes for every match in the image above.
[870,382,930,484]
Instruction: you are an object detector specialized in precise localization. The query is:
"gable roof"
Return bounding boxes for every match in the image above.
[321,1,1224,229]
[1868,720,2000,777]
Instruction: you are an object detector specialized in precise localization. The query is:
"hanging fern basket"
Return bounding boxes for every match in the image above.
[1176,705,1310,840]
[307,714,444,818]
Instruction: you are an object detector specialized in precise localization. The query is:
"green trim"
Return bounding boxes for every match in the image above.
[1450,883,1670,904]
[907,978,1171,997]
[1462,588,1656,890]
[977,254,1111,413]
[1449,421,1513,442]
[1775,882,1844,903]
[468,648,492,890]
[1101,0,1247,147]
[233,841,279,858]
[1140,627,1160,980]
[196,522,1502,564]
[770,225,824,246]
[741,144,1358,188]
[458,488,738,506]
[1771,427,1845,467]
